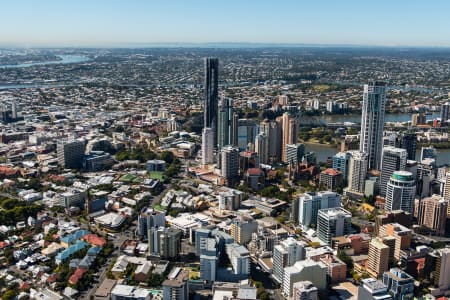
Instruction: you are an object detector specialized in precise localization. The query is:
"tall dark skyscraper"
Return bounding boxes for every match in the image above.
[400,132,417,161]
[204,58,219,145]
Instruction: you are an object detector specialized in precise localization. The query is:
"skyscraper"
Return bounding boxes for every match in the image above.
[385,171,416,213]
[400,132,417,161]
[57,139,85,169]
[281,112,298,162]
[254,132,269,164]
[347,151,368,194]
[380,146,407,198]
[204,58,219,145]
[217,98,236,149]
[440,102,450,123]
[202,127,214,165]
[273,237,307,284]
[220,145,240,186]
[260,119,281,163]
[417,194,447,236]
[367,238,390,278]
[317,207,352,245]
[360,81,387,170]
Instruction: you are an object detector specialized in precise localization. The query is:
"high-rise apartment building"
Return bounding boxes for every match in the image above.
[230,217,258,245]
[317,207,352,245]
[433,248,450,293]
[220,145,240,186]
[440,102,450,123]
[347,151,368,194]
[417,194,448,236]
[385,171,416,213]
[162,268,189,300]
[57,139,85,169]
[201,127,214,165]
[360,81,387,170]
[332,152,351,181]
[260,119,282,163]
[217,98,237,149]
[380,146,407,198]
[285,143,305,166]
[204,58,219,146]
[226,243,251,276]
[379,223,412,261]
[297,191,341,229]
[254,132,269,164]
[411,113,427,126]
[367,238,390,278]
[281,112,298,162]
[273,237,306,284]
[137,208,165,239]
[148,227,182,259]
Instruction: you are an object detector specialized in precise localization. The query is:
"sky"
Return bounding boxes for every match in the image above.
[1,0,449,47]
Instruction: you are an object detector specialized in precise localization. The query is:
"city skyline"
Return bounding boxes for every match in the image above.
[1,0,450,47]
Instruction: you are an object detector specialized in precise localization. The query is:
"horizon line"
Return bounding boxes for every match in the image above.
[1,41,450,49]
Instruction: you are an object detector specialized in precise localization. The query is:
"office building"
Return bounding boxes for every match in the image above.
[297,191,341,229]
[162,268,189,300]
[204,58,219,146]
[57,139,85,169]
[146,159,166,172]
[60,189,86,208]
[286,143,305,165]
[379,223,412,261]
[260,119,282,163]
[137,209,165,239]
[148,227,182,259]
[273,237,306,284]
[421,146,436,161]
[382,268,414,300]
[360,81,387,170]
[358,278,392,300]
[200,255,217,282]
[400,132,417,161]
[254,132,269,164]
[347,151,368,194]
[237,119,258,150]
[380,146,407,198]
[317,207,352,245]
[195,228,212,256]
[412,113,427,126]
[383,131,399,148]
[433,248,450,293]
[282,260,327,298]
[385,171,416,213]
[220,145,240,186]
[281,112,298,162]
[83,151,114,172]
[230,217,258,245]
[218,189,242,211]
[417,195,447,236]
[367,238,390,278]
[201,127,214,165]
[226,243,250,276]
[319,168,343,191]
[217,98,236,149]
[292,281,318,300]
[332,152,351,181]
[440,102,450,123]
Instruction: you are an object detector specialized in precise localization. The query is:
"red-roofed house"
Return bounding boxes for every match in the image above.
[68,268,87,285]
[319,168,343,191]
[82,234,106,247]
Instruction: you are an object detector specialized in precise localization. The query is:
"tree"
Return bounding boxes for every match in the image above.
[3,289,17,300]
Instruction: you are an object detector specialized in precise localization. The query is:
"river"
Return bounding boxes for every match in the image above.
[0,54,90,68]
[306,142,450,166]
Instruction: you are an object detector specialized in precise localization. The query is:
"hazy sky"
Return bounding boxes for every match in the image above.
[1,0,449,47]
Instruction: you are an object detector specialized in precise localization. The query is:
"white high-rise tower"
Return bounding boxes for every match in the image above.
[360,81,387,170]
